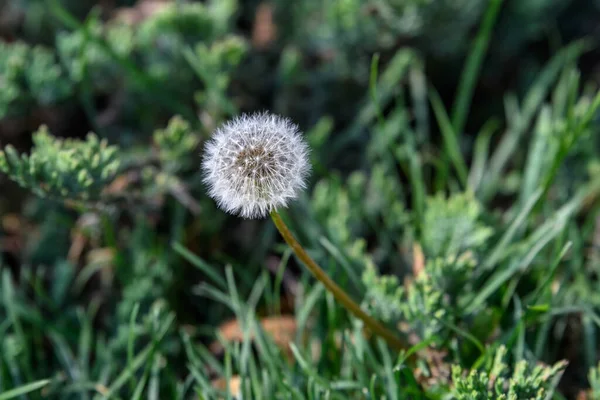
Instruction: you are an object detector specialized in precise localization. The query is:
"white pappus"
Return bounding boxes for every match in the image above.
[202,112,311,219]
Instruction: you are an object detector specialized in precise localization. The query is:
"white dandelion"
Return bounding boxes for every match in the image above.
[201,112,406,351]
[202,112,311,219]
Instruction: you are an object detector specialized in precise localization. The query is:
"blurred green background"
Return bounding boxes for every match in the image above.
[1,0,600,398]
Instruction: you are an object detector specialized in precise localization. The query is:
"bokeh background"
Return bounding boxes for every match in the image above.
[2,0,600,398]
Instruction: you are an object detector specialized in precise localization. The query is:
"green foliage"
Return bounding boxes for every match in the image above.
[363,254,472,339]
[311,164,409,259]
[362,192,492,340]
[56,19,134,89]
[2,0,600,398]
[376,0,488,56]
[133,2,233,90]
[52,1,246,129]
[0,42,72,116]
[451,346,567,400]
[0,126,120,200]
[362,263,405,323]
[421,192,493,258]
[187,36,248,115]
[589,362,600,398]
[0,262,178,399]
[153,116,200,173]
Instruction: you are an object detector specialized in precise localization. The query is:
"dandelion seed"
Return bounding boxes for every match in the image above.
[202,112,311,219]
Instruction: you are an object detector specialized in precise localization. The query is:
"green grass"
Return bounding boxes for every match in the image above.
[2,0,600,398]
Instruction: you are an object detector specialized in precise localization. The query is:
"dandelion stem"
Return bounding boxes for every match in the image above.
[270,210,408,352]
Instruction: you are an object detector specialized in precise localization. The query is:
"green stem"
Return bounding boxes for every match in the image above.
[270,210,408,352]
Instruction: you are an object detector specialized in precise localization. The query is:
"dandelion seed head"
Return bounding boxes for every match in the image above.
[202,112,311,219]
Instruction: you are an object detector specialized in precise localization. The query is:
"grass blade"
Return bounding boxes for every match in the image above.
[429,87,469,186]
[173,242,227,289]
[481,189,543,271]
[100,313,175,399]
[0,380,50,400]
[520,105,553,204]
[480,41,589,201]
[451,0,504,136]
[469,118,499,191]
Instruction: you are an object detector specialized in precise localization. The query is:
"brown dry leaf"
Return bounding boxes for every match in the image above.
[398,321,422,347]
[93,384,109,396]
[412,242,425,277]
[252,2,276,48]
[1,213,21,233]
[112,0,171,25]
[576,390,590,400]
[67,231,87,264]
[85,248,116,289]
[414,347,451,388]
[211,375,242,397]
[86,248,115,265]
[211,315,297,361]
[211,375,242,390]
[260,315,297,344]
[397,322,451,388]
[101,171,138,196]
[0,213,27,256]
[68,213,103,264]
[404,242,425,288]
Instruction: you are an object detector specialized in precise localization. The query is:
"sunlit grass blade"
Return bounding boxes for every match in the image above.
[0,379,51,400]
[100,313,175,399]
[520,106,553,204]
[469,118,499,192]
[481,189,543,271]
[480,41,589,201]
[429,87,469,186]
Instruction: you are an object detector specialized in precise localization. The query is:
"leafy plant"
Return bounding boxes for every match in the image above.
[0,126,119,200]
[2,0,600,398]
[0,42,73,117]
[451,346,567,400]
